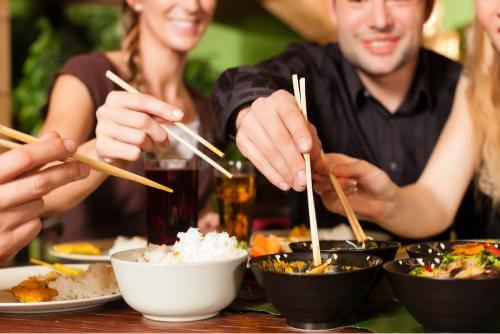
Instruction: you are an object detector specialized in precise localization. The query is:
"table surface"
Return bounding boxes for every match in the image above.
[0,300,376,333]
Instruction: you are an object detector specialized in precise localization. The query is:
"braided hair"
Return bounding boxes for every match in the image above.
[121,2,148,93]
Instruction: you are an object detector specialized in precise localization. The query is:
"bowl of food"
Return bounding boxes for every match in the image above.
[406,240,500,258]
[384,252,500,332]
[289,240,401,263]
[249,251,382,330]
[111,228,248,322]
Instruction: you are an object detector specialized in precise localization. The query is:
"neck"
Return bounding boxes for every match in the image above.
[139,28,188,103]
[357,56,419,113]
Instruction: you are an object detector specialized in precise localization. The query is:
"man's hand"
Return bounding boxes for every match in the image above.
[234,90,321,192]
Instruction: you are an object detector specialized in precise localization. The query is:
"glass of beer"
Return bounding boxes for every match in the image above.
[145,157,198,245]
[215,160,255,242]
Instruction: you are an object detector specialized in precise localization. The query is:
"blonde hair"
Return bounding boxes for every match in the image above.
[467,21,500,204]
[121,2,148,92]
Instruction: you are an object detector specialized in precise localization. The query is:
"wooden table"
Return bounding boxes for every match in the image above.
[0,300,368,333]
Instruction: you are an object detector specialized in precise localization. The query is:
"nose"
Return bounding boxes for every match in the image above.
[183,0,200,12]
[369,0,393,31]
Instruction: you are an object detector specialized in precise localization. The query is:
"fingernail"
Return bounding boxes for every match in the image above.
[171,109,184,120]
[79,163,90,177]
[297,138,312,152]
[347,180,358,187]
[278,181,290,191]
[296,170,306,187]
[63,139,77,153]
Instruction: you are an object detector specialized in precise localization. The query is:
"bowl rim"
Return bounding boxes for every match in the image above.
[406,240,500,256]
[383,257,500,282]
[289,239,401,252]
[110,247,248,267]
[249,251,383,277]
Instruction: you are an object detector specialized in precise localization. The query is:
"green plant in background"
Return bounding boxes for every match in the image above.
[12,3,121,135]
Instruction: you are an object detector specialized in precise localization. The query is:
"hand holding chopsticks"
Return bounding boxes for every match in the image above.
[104,71,232,179]
[0,124,173,193]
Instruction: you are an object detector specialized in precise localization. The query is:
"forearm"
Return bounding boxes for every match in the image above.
[378,183,453,239]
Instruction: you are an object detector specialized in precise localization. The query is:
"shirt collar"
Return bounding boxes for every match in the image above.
[340,48,433,114]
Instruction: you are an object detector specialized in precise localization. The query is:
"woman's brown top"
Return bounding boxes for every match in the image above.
[42,53,219,241]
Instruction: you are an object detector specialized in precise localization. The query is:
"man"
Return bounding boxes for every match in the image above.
[212,0,486,239]
[0,132,89,260]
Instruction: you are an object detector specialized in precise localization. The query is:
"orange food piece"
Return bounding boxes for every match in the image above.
[251,234,282,257]
[289,224,309,238]
[452,243,484,256]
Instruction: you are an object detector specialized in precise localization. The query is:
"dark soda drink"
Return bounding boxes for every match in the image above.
[146,167,198,245]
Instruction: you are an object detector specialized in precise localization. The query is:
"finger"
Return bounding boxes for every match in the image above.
[308,123,323,161]
[0,161,88,210]
[241,109,295,187]
[0,138,77,183]
[331,160,371,179]
[97,106,168,144]
[0,199,44,233]
[236,132,291,191]
[38,131,61,141]
[271,90,313,154]
[0,217,42,260]
[98,119,156,152]
[252,98,306,190]
[96,136,142,162]
[105,91,184,122]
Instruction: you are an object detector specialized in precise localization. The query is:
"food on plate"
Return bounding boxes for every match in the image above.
[410,248,500,279]
[10,263,119,302]
[108,236,147,255]
[451,242,500,256]
[137,228,247,264]
[52,242,101,256]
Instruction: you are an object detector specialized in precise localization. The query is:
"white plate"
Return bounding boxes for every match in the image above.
[0,264,121,314]
[49,239,115,262]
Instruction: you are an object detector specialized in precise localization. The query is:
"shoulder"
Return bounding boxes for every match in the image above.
[58,52,118,109]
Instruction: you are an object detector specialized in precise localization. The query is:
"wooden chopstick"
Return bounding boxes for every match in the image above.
[105,71,232,179]
[0,125,173,193]
[292,74,321,267]
[105,70,225,159]
[319,150,367,242]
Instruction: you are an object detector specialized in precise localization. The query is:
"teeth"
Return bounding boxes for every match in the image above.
[370,40,391,48]
[170,19,197,29]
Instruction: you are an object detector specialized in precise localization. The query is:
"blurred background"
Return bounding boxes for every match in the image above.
[0,0,475,261]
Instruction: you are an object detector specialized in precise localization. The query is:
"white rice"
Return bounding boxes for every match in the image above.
[108,236,147,255]
[48,263,119,300]
[138,228,246,264]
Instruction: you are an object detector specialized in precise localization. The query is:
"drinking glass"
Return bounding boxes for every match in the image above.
[145,157,198,245]
[215,160,255,242]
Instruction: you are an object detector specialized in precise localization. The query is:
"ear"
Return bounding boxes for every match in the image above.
[327,0,338,26]
[424,0,436,22]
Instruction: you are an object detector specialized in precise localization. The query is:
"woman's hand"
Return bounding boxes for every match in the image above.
[95,91,184,163]
[312,153,397,223]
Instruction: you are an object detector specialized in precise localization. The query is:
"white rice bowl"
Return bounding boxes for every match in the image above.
[111,228,248,322]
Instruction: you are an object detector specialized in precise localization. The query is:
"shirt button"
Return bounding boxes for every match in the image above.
[389,162,398,171]
[389,119,395,125]
[363,90,371,98]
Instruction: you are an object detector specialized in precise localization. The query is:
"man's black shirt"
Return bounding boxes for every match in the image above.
[212,42,490,240]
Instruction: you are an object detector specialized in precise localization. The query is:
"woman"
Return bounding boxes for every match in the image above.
[313,0,500,239]
[40,0,218,240]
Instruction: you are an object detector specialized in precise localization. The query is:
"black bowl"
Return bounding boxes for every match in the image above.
[384,257,500,332]
[406,240,500,258]
[249,251,383,330]
[289,240,400,263]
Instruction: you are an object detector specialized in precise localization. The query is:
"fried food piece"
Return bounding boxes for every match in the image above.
[53,242,101,255]
[10,272,59,303]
